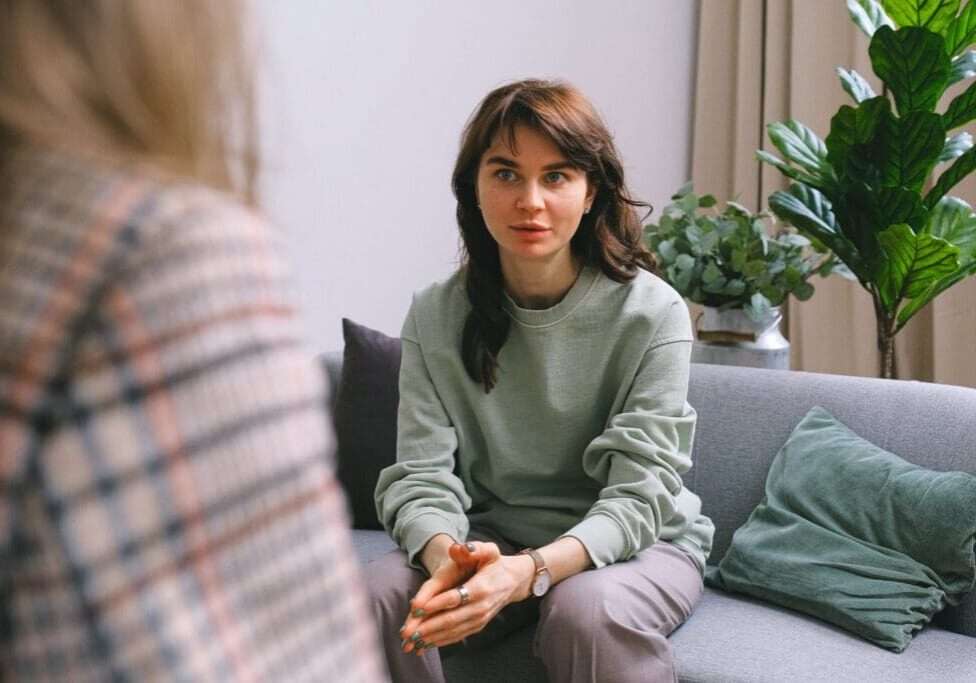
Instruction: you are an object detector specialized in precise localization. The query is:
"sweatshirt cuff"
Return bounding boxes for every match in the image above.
[563,514,628,568]
[399,512,465,570]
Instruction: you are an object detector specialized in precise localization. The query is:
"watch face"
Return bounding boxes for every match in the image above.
[532,570,551,597]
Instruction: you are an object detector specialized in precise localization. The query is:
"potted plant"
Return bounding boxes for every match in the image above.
[644,183,844,368]
[759,0,976,378]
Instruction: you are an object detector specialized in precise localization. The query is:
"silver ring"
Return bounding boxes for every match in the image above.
[457,585,470,606]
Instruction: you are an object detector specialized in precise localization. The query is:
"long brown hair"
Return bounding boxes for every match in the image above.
[452,79,656,392]
[0,0,258,202]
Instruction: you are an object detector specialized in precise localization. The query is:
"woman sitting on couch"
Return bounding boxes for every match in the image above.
[368,79,714,683]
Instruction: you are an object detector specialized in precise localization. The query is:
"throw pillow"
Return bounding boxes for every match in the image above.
[705,405,976,652]
[332,318,402,530]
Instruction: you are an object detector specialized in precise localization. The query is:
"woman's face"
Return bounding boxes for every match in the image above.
[475,124,595,276]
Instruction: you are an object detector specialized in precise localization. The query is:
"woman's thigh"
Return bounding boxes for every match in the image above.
[534,542,703,682]
[536,541,703,647]
[362,549,426,627]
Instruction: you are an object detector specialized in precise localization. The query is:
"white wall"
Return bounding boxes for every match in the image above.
[254,0,700,352]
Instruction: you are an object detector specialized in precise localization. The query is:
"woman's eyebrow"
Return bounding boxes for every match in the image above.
[542,161,575,171]
[484,155,518,167]
[483,156,575,171]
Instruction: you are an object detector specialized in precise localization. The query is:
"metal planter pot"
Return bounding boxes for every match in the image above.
[691,306,790,370]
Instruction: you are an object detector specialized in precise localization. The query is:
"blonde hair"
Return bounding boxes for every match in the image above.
[0,0,258,201]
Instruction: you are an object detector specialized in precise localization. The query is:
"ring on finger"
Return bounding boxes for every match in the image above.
[457,584,470,606]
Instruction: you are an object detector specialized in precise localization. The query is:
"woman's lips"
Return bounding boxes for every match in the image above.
[511,223,550,240]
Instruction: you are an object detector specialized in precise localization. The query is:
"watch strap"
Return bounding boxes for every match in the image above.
[519,548,546,573]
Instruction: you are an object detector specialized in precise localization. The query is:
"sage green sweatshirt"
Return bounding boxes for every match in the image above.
[375,265,714,571]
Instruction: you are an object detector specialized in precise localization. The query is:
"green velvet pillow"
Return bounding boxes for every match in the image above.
[705,406,976,652]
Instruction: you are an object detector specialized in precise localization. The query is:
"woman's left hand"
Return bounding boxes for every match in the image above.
[400,545,535,654]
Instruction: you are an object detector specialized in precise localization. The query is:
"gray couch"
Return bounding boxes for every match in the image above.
[325,355,976,682]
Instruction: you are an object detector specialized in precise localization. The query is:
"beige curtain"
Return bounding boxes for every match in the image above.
[691,0,976,388]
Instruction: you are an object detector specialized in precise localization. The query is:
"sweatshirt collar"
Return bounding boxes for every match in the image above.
[503,265,599,327]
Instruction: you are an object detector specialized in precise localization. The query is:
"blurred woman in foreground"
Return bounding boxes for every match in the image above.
[0,2,385,680]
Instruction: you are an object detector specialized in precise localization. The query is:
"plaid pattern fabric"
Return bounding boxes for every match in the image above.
[0,150,387,682]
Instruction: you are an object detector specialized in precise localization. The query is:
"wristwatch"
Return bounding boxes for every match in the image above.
[518,548,551,597]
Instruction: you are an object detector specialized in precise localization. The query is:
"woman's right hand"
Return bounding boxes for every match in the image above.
[399,541,501,652]
[401,542,533,653]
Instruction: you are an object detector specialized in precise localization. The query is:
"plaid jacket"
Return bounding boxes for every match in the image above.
[0,150,387,682]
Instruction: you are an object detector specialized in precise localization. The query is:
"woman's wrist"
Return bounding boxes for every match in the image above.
[509,553,538,602]
[419,533,457,575]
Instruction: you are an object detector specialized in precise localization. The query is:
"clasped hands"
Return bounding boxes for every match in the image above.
[398,540,535,655]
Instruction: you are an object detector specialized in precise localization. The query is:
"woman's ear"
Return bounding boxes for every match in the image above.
[585,181,597,212]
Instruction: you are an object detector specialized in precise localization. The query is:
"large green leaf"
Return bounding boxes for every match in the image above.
[768,185,869,280]
[877,223,960,309]
[876,186,931,232]
[831,185,928,279]
[849,0,896,36]
[882,0,959,32]
[876,109,946,189]
[945,0,976,54]
[939,131,974,161]
[944,78,976,128]
[924,145,976,207]
[837,67,879,102]
[949,50,976,84]
[896,260,976,325]
[826,97,890,171]
[869,26,951,114]
[767,121,832,178]
[830,184,926,234]
[756,150,829,189]
[926,195,976,257]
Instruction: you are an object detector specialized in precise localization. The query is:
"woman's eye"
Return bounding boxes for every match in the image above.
[495,169,516,182]
[545,171,566,184]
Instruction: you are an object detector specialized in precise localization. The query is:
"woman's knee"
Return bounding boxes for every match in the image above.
[536,571,610,643]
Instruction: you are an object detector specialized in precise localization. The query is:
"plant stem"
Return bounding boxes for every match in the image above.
[872,288,897,379]
[878,325,896,379]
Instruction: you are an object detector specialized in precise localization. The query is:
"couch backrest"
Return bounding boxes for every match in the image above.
[686,362,976,637]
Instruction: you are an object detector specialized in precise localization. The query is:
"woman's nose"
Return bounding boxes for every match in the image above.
[515,182,544,212]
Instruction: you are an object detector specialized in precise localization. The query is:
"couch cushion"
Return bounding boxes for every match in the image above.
[671,588,976,682]
[706,406,976,651]
[332,319,402,529]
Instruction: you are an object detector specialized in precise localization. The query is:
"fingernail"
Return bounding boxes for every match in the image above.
[400,638,408,648]
[425,643,437,651]
[410,631,421,642]
[412,608,425,617]
[415,639,425,649]
[398,623,406,634]
[465,542,476,552]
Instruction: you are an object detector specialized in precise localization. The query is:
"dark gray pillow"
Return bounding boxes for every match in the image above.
[333,319,402,530]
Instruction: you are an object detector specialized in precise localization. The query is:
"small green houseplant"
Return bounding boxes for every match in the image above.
[759,0,976,378]
[644,183,842,323]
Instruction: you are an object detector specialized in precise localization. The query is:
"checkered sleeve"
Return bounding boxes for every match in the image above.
[2,174,387,681]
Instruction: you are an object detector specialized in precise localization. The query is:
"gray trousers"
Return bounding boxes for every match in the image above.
[363,531,703,683]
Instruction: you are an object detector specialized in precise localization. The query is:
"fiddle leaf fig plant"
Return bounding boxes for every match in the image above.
[760,0,976,378]
[644,183,844,322]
